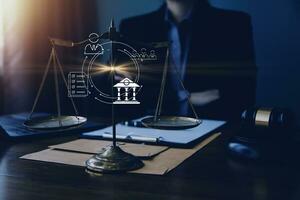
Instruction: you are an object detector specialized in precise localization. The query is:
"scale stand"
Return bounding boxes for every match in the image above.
[141,46,202,130]
[85,19,144,173]
[24,38,87,131]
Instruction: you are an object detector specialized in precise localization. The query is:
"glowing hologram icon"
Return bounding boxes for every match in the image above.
[88,33,100,43]
[84,33,104,55]
[68,72,88,97]
[140,48,148,60]
[85,40,141,105]
[150,50,157,60]
[132,48,157,62]
[113,78,141,105]
[84,44,104,55]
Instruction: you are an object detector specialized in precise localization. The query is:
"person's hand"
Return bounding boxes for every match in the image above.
[190,89,220,106]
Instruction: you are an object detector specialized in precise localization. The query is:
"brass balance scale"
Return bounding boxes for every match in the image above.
[24,19,201,173]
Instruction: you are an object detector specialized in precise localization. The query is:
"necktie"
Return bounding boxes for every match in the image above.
[169,24,189,115]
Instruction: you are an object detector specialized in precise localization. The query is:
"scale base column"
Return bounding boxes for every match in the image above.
[86,145,144,173]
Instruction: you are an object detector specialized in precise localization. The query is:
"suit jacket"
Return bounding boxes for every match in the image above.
[119,1,257,121]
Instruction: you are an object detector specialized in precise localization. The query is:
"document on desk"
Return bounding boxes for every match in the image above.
[21,132,221,175]
[81,117,226,147]
[49,139,169,160]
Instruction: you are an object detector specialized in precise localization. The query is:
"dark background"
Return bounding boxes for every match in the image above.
[1,0,300,129]
[98,0,300,129]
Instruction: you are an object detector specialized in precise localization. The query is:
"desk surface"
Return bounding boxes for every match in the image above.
[1,132,300,200]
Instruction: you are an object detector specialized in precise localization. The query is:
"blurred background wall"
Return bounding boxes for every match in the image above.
[0,0,99,115]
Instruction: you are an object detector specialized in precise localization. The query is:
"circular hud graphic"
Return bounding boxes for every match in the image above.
[82,41,141,104]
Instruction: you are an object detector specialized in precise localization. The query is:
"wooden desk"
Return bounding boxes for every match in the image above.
[0,133,299,200]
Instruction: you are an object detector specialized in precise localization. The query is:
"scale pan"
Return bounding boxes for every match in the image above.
[24,115,87,132]
[141,116,201,130]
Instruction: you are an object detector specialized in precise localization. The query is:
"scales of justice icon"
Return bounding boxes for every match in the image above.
[23,19,201,173]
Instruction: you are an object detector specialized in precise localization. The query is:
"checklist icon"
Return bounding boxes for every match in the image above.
[68,72,88,97]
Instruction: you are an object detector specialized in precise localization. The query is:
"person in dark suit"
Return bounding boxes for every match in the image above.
[119,0,256,121]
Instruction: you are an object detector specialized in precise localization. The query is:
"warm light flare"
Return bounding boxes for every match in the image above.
[0,0,27,73]
[0,0,25,25]
[110,66,115,72]
[90,62,135,76]
[90,63,112,75]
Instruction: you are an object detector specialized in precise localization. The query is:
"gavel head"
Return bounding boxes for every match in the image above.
[240,107,293,137]
[228,107,294,161]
